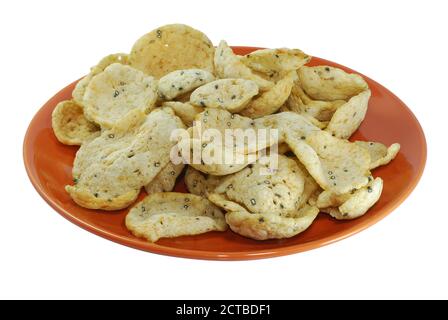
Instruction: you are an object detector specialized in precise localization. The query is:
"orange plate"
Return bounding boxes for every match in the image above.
[23,47,426,260]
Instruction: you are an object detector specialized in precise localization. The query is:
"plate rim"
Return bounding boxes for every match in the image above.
[23,46,427,260]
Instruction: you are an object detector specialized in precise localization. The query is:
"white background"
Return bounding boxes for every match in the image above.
[1,0,446,299]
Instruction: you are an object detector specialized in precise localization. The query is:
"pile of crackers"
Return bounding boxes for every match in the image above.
[51,24,400,241]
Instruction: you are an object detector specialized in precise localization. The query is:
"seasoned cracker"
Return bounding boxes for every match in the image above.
[65,108,185,210]
[125,192,227,242]
[225,204,318,240]
[325,90,371,139]
[175,109,276,175]
[83,63,158,128]
[130,24,215,78]
[184,166,222,196]
[72,53,129,105]
[177,137,259,176]
[287,79,346,121]
[298,66,368,101]
[320,177,383,220]
[242,48,310,77]
[240,71,296,118]
[158,69,215,100]
[190,79,259,112]
[355,141,400,170]
[144,161,184,194]
[52,100,100,145]
[162,101,203,127]
[214,40,273,91]
[286,130,371,195]
[210,155,305,215]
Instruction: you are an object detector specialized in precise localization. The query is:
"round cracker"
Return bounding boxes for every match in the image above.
[129,24,215,78]
[354,141,400,170]
[298,65,368,101]
[66,108,185,210]
[72,53,129,106]
[52,100,100,145]
[242,48,311,76]
[158,69,215,100]
[225,204,319,240]
[211,154,305,215]
[162,101,204,127]
[190,78,259,112]
[184,166,222,196]
[240,71,296,118]
[83,63,158,128]
[214,40,273,91]
[144,161,185,194]
[125,192,227,242]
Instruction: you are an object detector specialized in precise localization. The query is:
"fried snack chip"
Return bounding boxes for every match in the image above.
[320,177,383,220]
[130,24,215,78]
[298,66,368,101]
[325,90,371,139]
[291,158,321,208]
[125,192,227,242]
[177,137,259,176]
[190,78,259,112]
[210,155,305,215]
[214,40,273,91]
[189,110,370,195]
[52,100,100,145]
[354,141,401,170]
[72,53,129,106]
[144,161,184,194]
[284,129,371,194]
[225,204,319,240]
[208,155,318,240]
[280,104,329,129]
[175,109,277,175]
[184,166,222,197]
[287,80,346,121]
[257,110,320,139]
[162,101,203,127]
[83,63,158,128]
[158,69,215,100]
[66,108,185,210]
[240,71,296,118]
[242,48,311,77]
